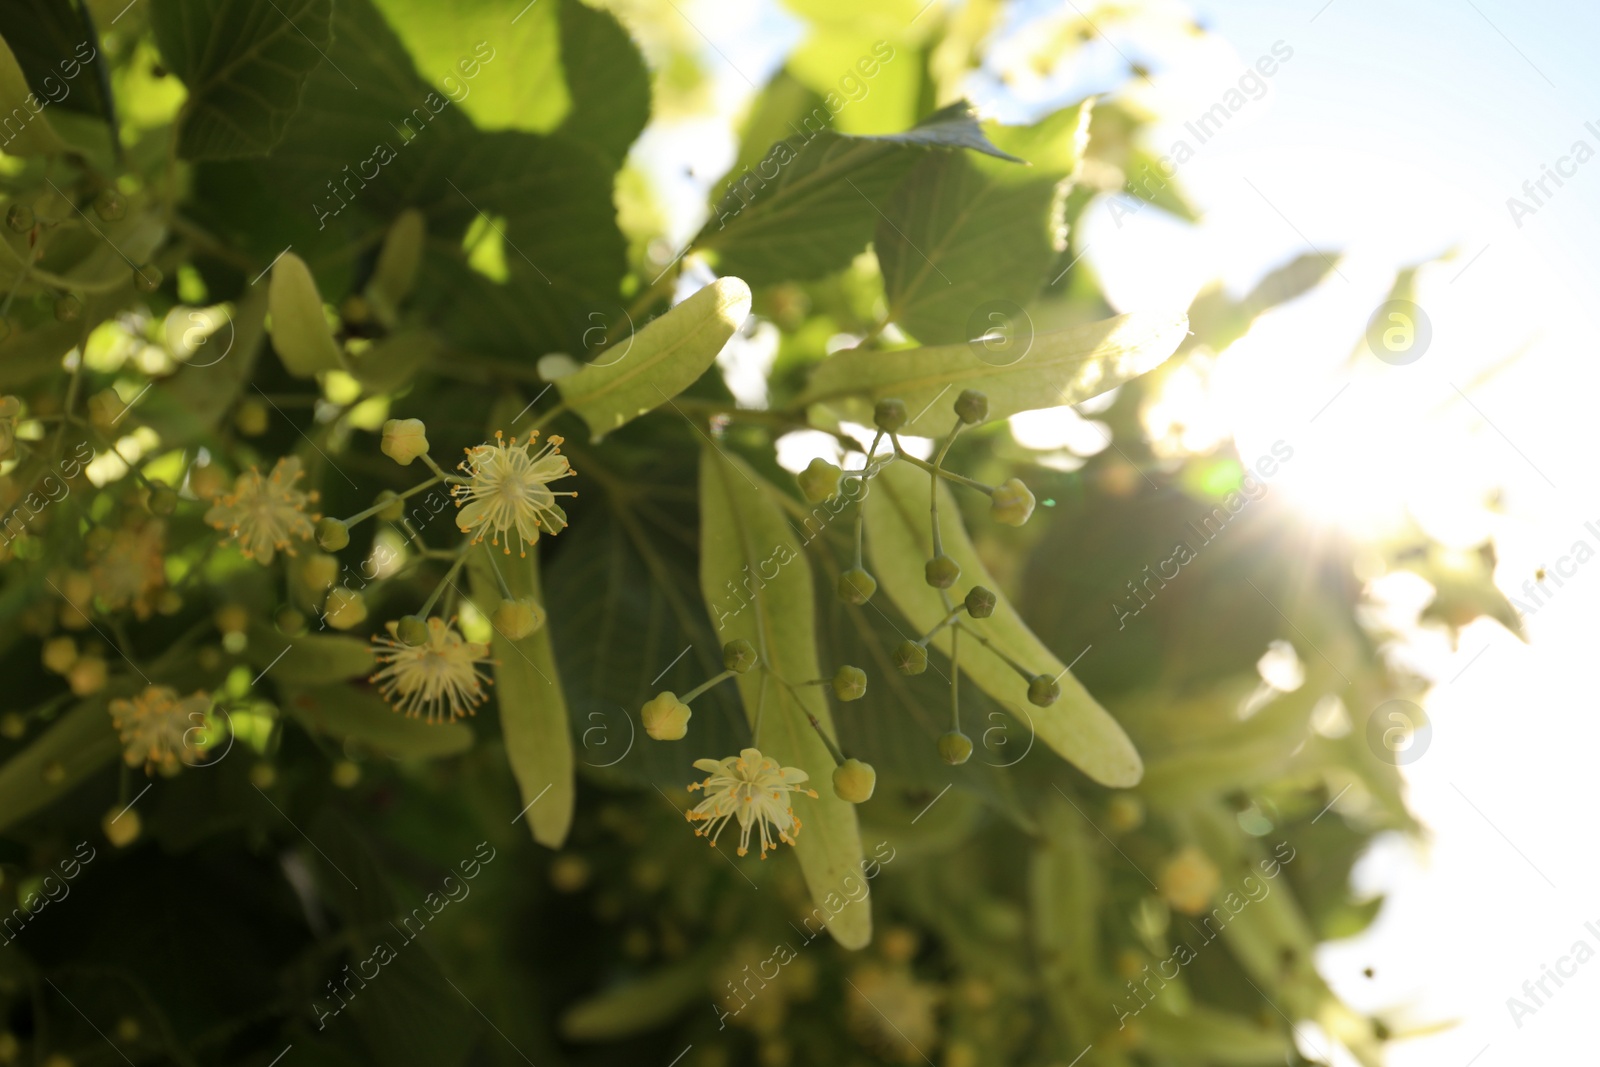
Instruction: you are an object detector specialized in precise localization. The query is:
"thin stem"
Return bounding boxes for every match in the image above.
[483,546,515,600]
[916,604,966,646]
[950,625,961,733]
[681,669,735,705]
[417,545,471,617]
[751,671,768,748]
[419,451,452,482]
[341,474,444,527]
[954,621,1037,681]
[891,449,994,494]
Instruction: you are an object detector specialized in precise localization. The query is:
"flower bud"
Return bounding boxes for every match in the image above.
[54,295,81,322]
[324,588,367,631]
[964,586,997,619]
[954,389,988,424]
[42,636,77,675]
[87,389,125,431]
[146,483,178,516]
[331,760,362,788]
[937,730,973,765]
[1107,794,1144,832]
[991,478,1036,527]
[892,640,927,675]
[493,596,546,639]
[234,397,268,436]
[723,638,757,673]
[925,555,960,589]
[874,398,908,432]
[190,464,228,500]
[1159,846,1221,915]
[374,490,404,520]
[68,656,107,696]
[831,665,867,702]
[6,204,33,232]
[1027,674,1061,707]
[396,614,429,646]
[832,758,876,803]
[214,604,249,634]
[797,457,842,504]
[93,188,126,222]
[103,807,141,848]
[300,552,339,594]
[276,607,307,636]
[316,517,350,551]
[0,713,25,739]
[641,691,692,741]
[134,263,163,294]
[537,353,582,381]
[381,418,429,466]
[837,567,877,605]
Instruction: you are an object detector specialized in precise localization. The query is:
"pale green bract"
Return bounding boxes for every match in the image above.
[800,310,1190,436]
[559,277,751,440]
[698,447,871,949]
[864,460,1143,787]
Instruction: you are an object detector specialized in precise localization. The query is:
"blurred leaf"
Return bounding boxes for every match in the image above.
[0,32,69,155]
[268,250,345,376]
[560,943,721,1040]
[802,310,1187,436]
[878,103,1088,344]
[0,697,119,834]
[284,684,475,758]
[468,546,575,848]
[865,460,1142,787]
[150,0,333,160]
[558,276,752,441]
[247,625,374,685]
[0,0,109,118]
[697,100,1019,286]
[699,447,871,949]
[556,0,651,167]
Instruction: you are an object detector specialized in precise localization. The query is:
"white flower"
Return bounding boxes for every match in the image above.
[109,686,212,774]
[451,431,577,556]
[686,747,818,858]
[205,456,318,564]
[371,616,492,723]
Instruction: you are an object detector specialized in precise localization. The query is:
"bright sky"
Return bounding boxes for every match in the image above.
[634,1,1600,1062]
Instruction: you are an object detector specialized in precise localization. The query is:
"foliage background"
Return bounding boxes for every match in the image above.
[0,1,1552,1065]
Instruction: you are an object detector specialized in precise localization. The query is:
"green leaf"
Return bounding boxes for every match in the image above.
[0,2,109,120]
[0,698,120,834]
[560,943,721,1041]
[150,0,334,160]
[268,251,345,377]
[697,100,1020,286]
[800,310,1188,436]
[0,32,67,155]
[698,447,871,949]
[864,459,1142,787]
[347,329,436,394]
[246,625,374,685]
[467,547,575,849]
[373,0,566,135]
[556,0,651,167]
[557,276,751,440]
[877,104,1090,344]
[285,685,475,758]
